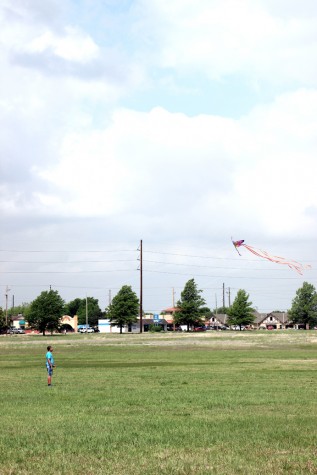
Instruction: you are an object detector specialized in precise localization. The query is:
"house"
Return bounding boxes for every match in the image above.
[253,311,269,329]
[209,311,295,330]
[208,313,228,328]
[254,311,292,330]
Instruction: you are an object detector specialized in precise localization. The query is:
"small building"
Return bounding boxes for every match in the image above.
[60,315,78,332]
[11,315,26,329]
[98,319,123,333]
[161,307,180,330]
[142,318,168,332]
[98,318,168,333]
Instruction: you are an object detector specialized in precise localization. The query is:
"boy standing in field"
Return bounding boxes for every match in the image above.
[46,345,55,386]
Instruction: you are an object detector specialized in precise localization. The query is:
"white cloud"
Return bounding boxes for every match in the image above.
[134,0,317,86]
[36,129,131,216]
[235,89,317,236]
[27,27,99,63]
[21,88,315,244]
[31,107,236,219]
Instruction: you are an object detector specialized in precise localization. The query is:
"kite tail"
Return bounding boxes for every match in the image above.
[242,244,306,275]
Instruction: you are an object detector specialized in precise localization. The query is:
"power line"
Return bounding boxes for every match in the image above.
[0,259,137,264]
[0,247,312,263]
[0,249,137,253]
[144,249,313,264]
[0,284,107,289]
[145,250,255,261]
[143,259,298,272]
[144,269,303,280]
[2,269,137,274]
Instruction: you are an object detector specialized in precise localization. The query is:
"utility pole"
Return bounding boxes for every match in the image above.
[215,294,218,315]
[86,295,88,329]
[227,287,231,307]
[172,287,176,331]
[222,283,225,309]
[108,289,112,306]
[139,239,143,334]
[5,286,10,327]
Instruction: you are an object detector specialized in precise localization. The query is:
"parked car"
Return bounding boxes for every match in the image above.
[167,326,182,332]
[193,326,207,332]
[78,327,94,333]
[8,328,25,334]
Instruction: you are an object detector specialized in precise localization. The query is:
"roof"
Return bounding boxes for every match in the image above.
[12,315,25,321]
[210,313,228,324]
[253,311,268,324]
[143,318,168,325]
[162,307,180,313]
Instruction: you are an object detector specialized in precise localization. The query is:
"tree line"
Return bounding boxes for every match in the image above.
[1,280,317,335]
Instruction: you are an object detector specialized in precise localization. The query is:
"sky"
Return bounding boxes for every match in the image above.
[1,0,317,315]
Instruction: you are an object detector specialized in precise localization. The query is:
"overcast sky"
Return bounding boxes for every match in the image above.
[1,0,317,315]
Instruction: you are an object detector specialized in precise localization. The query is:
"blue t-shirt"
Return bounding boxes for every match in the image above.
[46,351,54,367]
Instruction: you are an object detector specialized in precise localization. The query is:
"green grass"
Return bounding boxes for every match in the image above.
[0,332,317,474]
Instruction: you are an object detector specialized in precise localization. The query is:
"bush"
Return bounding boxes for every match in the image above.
[149,324,163,332]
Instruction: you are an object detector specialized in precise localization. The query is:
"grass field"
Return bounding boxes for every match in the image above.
[0,331,317,475]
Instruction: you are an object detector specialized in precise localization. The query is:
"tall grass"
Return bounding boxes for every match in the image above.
[0,332,317,474]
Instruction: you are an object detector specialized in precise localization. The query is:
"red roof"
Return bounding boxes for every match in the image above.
[162,307,180,313]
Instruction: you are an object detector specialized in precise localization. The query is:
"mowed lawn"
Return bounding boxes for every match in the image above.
[0,332,317,475]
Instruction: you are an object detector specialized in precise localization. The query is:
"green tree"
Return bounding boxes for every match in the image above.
[213,306,230,315]
[8,303,30,320]
[0,307,6,333]
[66,297,102,326]
[227,289,254,330]
[174,278,206,331]
[289,282,317,329]
[28,290,65,335]
[106,285,139,334]
[65,298,82,317]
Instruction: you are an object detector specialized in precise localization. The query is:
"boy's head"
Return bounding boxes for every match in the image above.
[47,345,52,351]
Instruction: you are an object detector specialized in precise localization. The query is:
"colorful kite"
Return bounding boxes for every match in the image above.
[231,238,311,275]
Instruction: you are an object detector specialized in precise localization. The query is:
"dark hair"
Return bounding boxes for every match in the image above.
[47,346,52,351]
